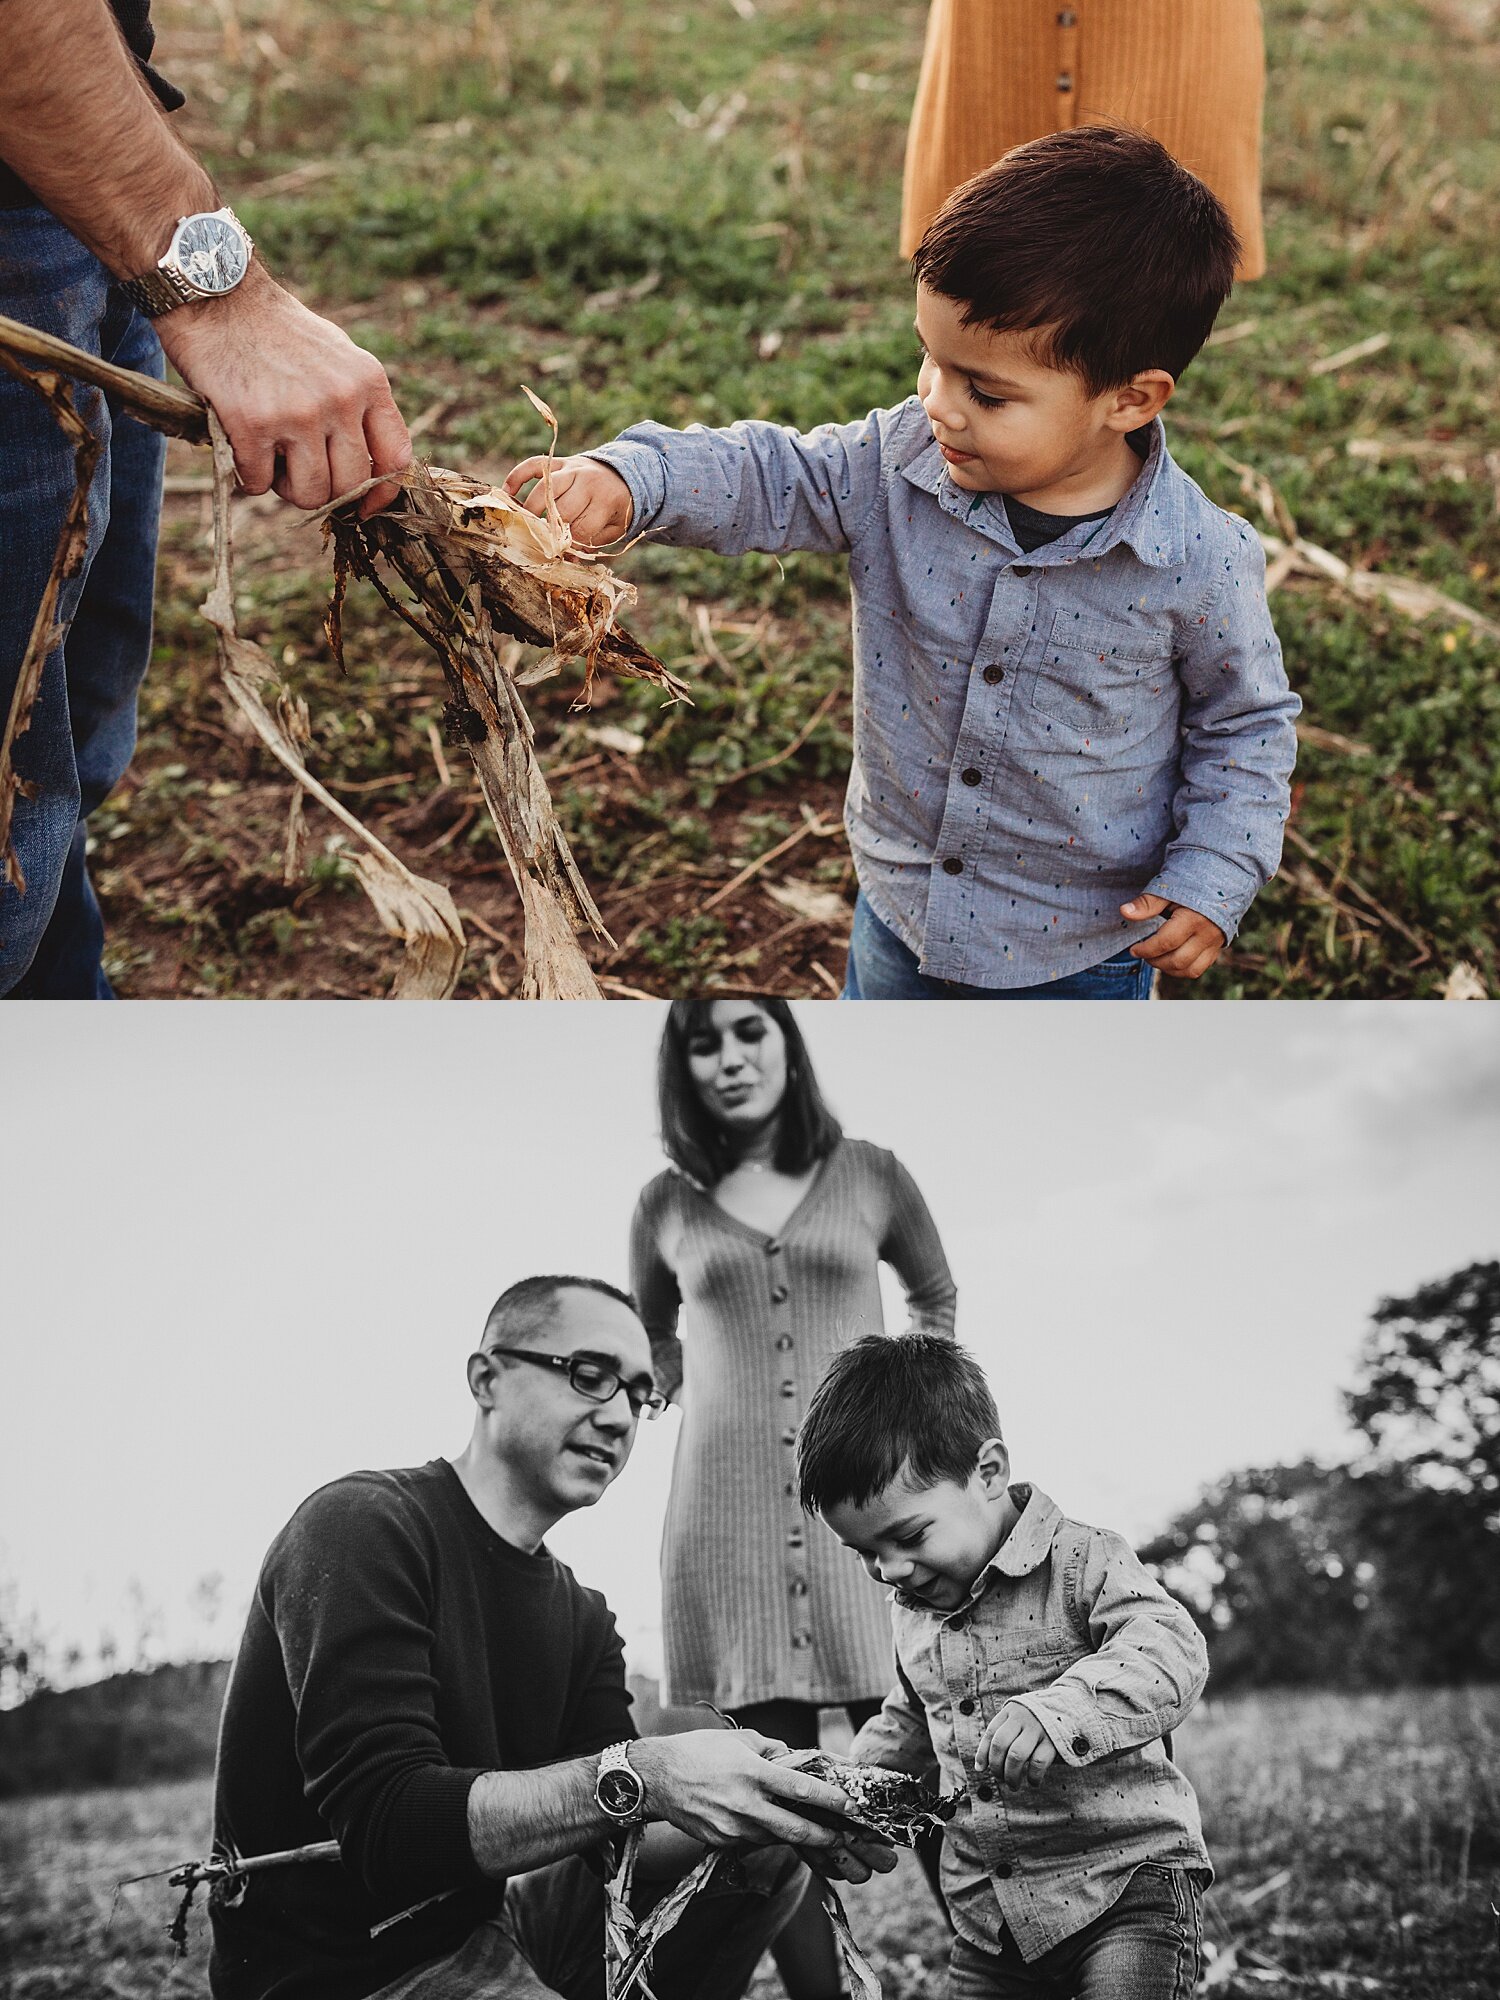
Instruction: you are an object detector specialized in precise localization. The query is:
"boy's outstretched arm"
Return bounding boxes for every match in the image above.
[849,1659,940,1788]
[510,410,897,558]
[1122,527,1300,972]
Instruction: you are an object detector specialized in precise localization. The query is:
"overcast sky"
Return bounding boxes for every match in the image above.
[2,1002,1496,1689]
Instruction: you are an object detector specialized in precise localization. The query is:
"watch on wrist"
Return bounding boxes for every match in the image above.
[595,1741,647,1825]
[122,207,254,318]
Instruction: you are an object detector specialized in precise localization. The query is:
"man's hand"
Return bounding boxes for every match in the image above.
[799,1829,899,1886]
[1119,893,1227,980]
[631,1729,892,1870]
[976,1702,1058,1791]
[504,453,633,548]
[157,267,411,516]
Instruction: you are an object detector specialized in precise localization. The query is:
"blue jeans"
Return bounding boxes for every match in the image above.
[946,1865,1204,2000]
[0,206,166,997]
[842,891,1155,1000]
[365,1846,806,2000]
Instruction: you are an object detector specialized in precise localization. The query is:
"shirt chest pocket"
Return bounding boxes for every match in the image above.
[971,1634,1090,1701]
[1029,613,1176,740]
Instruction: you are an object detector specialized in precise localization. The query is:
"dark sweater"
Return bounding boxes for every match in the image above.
[0,1,184,209]
[208,1461,634,2000]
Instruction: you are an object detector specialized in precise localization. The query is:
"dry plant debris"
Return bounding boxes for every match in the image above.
[0,313,684,999]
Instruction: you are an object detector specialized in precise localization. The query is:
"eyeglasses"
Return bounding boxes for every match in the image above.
[485,1347,668,1420]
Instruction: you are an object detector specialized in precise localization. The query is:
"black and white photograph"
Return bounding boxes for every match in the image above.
[3,1004,1497,1998]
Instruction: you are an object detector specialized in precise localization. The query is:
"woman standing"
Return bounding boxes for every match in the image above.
[631,998,956,1999]
[901,0,1267,279]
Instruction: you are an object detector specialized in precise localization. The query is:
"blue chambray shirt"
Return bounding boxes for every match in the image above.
[590,400,1299,987]
[848,1484,1212,1963]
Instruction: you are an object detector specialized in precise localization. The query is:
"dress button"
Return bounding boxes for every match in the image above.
[792,1632,811,1649]
[790,1578,808,1597]
[780,1379,796,1397]
[982,664,1004,685]
[765,1240,782,1257]
[995,1860,1014,1879]
[961,767,981,787]
[1013,564,1033,577]
[1072,1734,1090,1756]
[771,1284,789,1304]
[958,1698,975,1716]
[782,1428,798,1446]
[974,1782,994,1803]
[784,1481,795,1496]
[787,1531,804,1548]
[775,1334,794,1351]
[942,857,964,876]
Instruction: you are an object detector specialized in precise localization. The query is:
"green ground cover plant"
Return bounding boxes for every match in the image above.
[2,1687,1495,1996]
[92,0,1499,996]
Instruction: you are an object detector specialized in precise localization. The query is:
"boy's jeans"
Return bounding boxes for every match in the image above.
[843,891,1155,1000]
[0,206,167,998]
[946,1864,1204,2000]
[364,1846,805,2000]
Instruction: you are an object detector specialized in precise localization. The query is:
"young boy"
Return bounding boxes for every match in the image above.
[505,125,1299,998]
[796,1333,1212,1998]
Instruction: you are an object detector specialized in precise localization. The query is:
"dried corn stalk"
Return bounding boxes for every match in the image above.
[777,1751,964,1847]
[0,314,686,998]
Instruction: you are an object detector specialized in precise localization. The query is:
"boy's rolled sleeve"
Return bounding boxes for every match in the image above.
[850,1667,940,1787]
[586,411,889,558]
[1009,1530,1208,1770]
[1147,530,1301,939]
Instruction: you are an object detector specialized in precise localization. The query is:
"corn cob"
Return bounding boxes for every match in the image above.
[776,1750,963,1846]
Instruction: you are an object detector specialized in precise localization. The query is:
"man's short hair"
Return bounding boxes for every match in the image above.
[910,125,1240,393]
[796,1332,1001,1515]
[482,1275,639,1350]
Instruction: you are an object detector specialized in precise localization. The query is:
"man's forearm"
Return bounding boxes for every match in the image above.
[0,0,217,275]
[466,1755,616,1878]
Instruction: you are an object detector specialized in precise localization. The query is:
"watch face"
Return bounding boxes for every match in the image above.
[598,1768,642,1816]
[173,214,250,295]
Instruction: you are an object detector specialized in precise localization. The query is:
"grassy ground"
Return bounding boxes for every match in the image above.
[86,0,1500,996]
[2,1687,1495,1997]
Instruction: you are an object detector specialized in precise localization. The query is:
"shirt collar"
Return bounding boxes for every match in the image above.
[893,1483,1064,1620]
[900,419,1185,569]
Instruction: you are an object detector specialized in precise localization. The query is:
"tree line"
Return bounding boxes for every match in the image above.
[1140,1262,1500,1690]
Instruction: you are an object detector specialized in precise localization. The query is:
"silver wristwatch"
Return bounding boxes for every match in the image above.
[594,1740,647,1825]
[122,207,254,317]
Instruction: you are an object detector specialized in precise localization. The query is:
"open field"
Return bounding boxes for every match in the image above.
[2,1687,1495,1997]
[79,0,1500,996]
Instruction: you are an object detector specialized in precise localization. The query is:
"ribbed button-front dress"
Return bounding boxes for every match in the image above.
[629,1137,958,1709]
[901,0,1267,279]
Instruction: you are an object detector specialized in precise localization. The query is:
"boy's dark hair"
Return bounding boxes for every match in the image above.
[657,1000,843,1186]
[911,125,1240,393]
[797,1332,1001,1515]
[483,1275,638,1348]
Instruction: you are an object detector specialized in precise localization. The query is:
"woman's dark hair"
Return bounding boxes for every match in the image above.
[911,125,1240,393]
[797,1332,1000,1516]
[657,999,843,1186]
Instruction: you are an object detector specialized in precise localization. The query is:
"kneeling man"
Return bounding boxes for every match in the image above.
[210,1275,890,2000]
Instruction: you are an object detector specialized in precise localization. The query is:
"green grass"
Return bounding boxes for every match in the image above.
[3,1688,1495,1996]
[101,0,1500,995]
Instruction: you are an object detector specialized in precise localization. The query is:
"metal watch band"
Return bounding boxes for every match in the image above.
[121,263,202,319]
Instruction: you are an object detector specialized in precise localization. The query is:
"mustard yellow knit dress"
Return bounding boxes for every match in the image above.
[901,0,1267,279]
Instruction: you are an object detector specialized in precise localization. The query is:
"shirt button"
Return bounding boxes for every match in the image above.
[775,1334,794,1351]
[949,1614,969,1632]
[982,664,1004,685]
[780,1379,796,1397]
[958,1698,976,1715]
[1012,564,1034,577]
[942,857,964,876]
[974,1782,994,1803]
[995,1860,1014,1879]
[770,1284,789,1304]
[1072,1734,1090,1756]
[961,767,981,787]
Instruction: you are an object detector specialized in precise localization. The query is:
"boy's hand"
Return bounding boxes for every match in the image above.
[504,454,633,548]
[977,1701,1058,1790]
[1119,894,1227,980]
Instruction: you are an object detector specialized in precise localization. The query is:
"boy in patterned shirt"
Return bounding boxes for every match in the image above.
[797,1333,1212,1999]
[506,126,1298,997]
